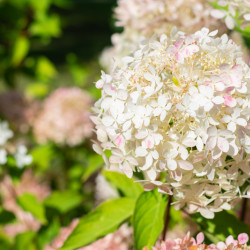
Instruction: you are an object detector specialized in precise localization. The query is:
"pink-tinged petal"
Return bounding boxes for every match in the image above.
[196,232,205,244]
[167,159,177,171]
[115,135,125,147]
[95,79,104,89]
[217,137,229,152]
[144,183,157,191]
[178,160,193,170]
[206,136,217,150]
[224,95,236,107]
[226,235,234,246]
[146,139,153,149]
[238,233,249,245]
[174,39,184,48]
[217,242,226,249]
[175,52,184,63]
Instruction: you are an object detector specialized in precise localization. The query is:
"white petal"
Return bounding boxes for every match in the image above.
[227,122,236,132]
[236,118,247,127]
[178,160,193,170]
[211,9,225,19]
[167,159,177,171]
[122,161,133,178]
[200,208,214,219]
[217,137,229,152]
[135,147,148,157]
[102,116,114,126]
[225,15,235,29]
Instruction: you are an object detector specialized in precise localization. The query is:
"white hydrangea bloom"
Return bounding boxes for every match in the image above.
[14,145,32,168]
[100,0,227,72]
[93,28,250,219]
[211,0,250,30]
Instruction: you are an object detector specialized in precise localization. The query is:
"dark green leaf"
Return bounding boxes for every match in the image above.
[61,198,135,250]
[17,193,47,224]
[133,190,168,250]
[191,210,250,243]
[44,191,83,213]
[103,170,143,199]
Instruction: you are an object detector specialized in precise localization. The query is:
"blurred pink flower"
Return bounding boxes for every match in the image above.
[33,87,93,146]
[149,232,249,250]
[0,170,50,237]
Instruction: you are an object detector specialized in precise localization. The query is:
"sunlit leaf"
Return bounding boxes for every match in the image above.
[61,198,135,250]
[133,189,168,250]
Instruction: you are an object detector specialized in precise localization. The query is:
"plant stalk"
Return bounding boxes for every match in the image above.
[240,198,247,222]
[161,195,172,241]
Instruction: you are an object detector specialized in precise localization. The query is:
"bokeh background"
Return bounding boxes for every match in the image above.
[0,0,249,249]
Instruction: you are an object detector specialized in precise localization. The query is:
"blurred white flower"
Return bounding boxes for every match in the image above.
[211,0,250,30]
[0,149,7,164]
[0,121,13,146]
[14,145,32,168]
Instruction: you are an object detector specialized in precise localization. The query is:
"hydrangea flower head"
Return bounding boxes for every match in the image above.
[33,87,93,146]
[93,28,250,218]
[100,0,227,72]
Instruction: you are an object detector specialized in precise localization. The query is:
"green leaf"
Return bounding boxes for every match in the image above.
[36,57,57,81]
[37,219,60,250]
[82,154,104,181]
[14,231,36,250]
[17,193,47,224]
[133,190,168,250]
[102,170,143,199]
[61,198,135,250]
[11,36,29,66]
[30,144,53,170]
[191,210,250,243]
[0,208,15,224]
[44,190,83,213]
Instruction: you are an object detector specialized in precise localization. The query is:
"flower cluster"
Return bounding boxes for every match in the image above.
[211,0,250,30]
[45,223,132,250]
[0,120,13,164]
[0,170,50,237]
[100,0,226,72]
[93,28,250,218]
[0,120,32,168]
[148,232,249,250]
[33,87,93,146]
